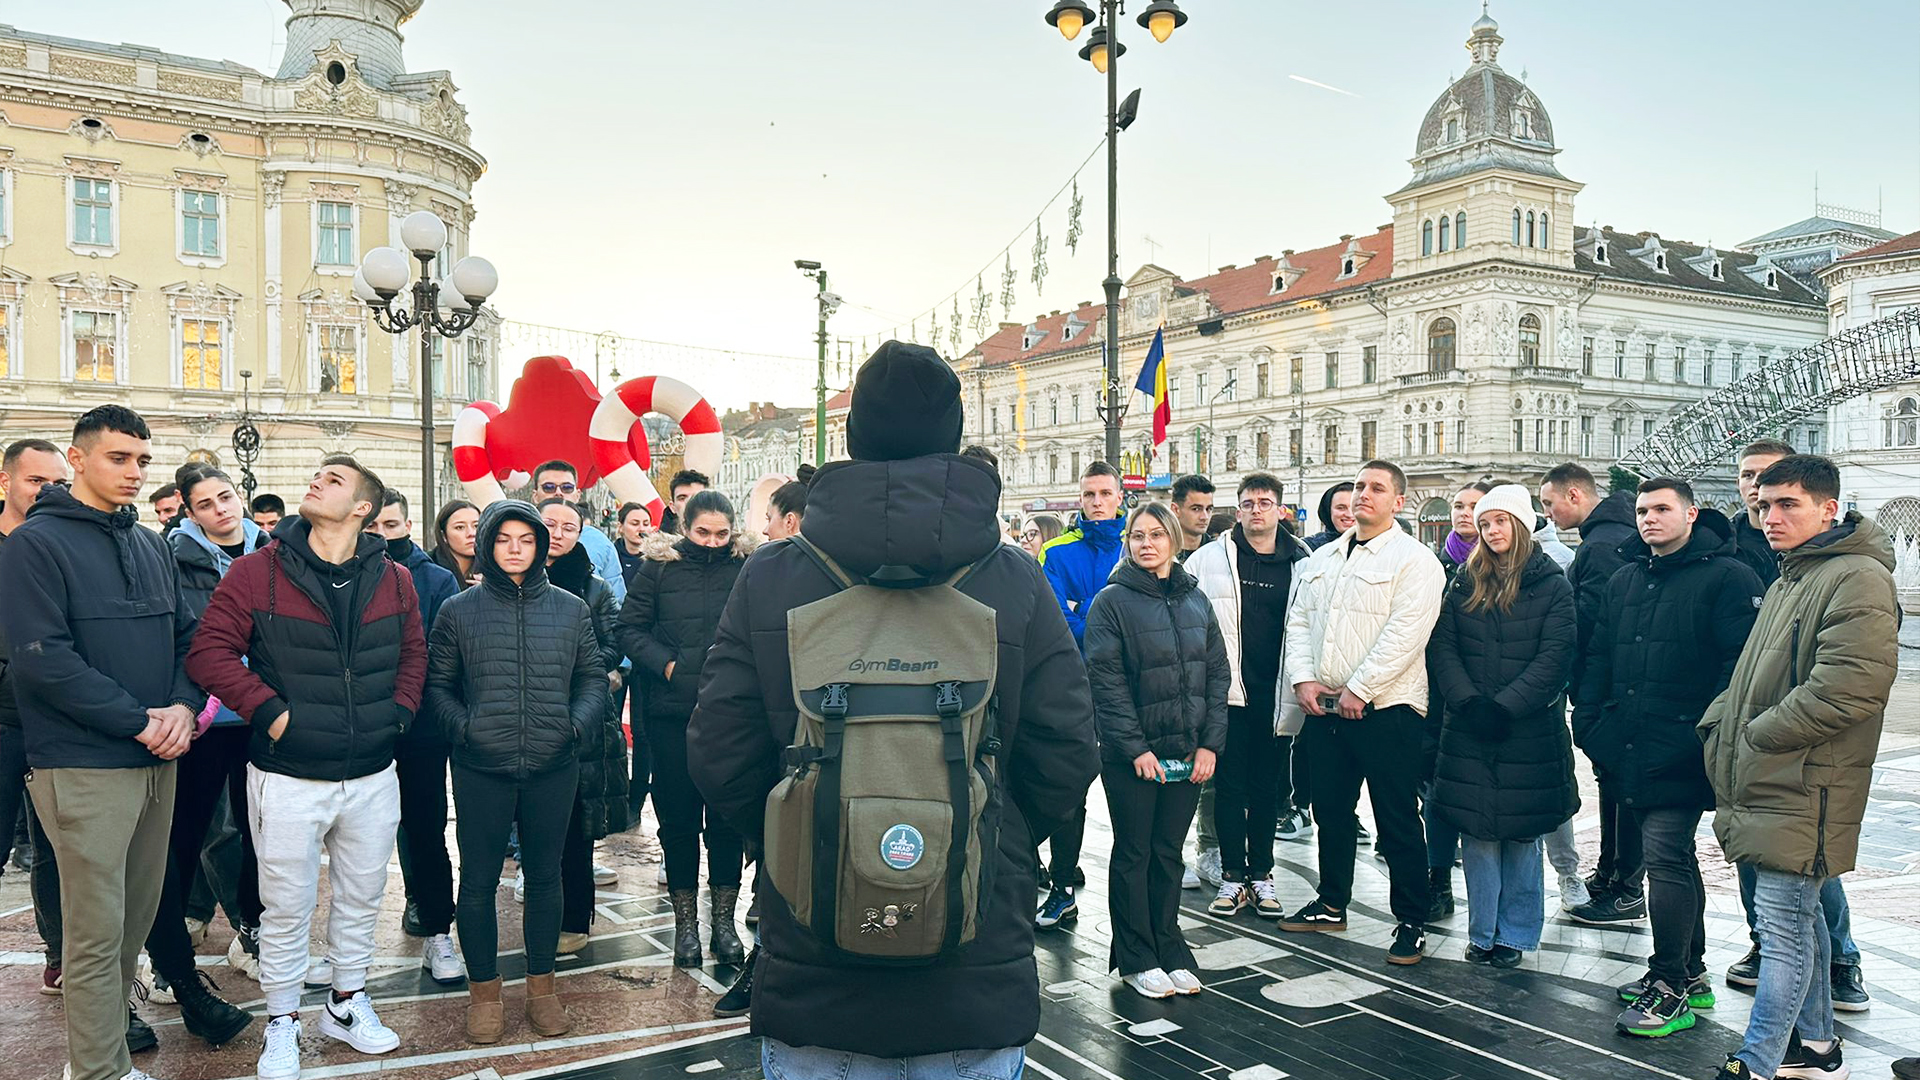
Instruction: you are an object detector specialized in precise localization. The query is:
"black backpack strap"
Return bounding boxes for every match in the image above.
[787,534,855,591]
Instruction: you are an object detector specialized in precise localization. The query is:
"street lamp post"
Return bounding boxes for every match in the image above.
[355,211,498,530]
[795,261,841,466]
[232,368,261,502]
[1207,373,1235,474]
[1044,0,1189,467]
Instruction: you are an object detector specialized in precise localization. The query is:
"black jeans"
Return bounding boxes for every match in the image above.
[147,726,260,984]
[647,720,743,891]
[1633,806,1707,987]
[453,760,579,982]
[395,738,455,936]
[1595,782,1646,896]
[1101,762,1199,976]
[1215,706,1287,881]
[1041,805,1088,892]
[621,685,651,821]
[2,726,59,962]
[184,792,244,927]
[1,724,26,872]
[561,801,595,934]
[1304,706,1431,926]
[1289,731,1313,813]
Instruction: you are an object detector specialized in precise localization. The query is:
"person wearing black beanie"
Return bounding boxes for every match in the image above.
[845,340,964,462]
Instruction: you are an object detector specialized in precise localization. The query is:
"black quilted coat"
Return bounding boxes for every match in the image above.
[547,543,631,840]
[426,501,607,779]
[617,531,752,727]
[1570,509,1765,812]
[1083,559,1229,768]
[1428,548,1579,841]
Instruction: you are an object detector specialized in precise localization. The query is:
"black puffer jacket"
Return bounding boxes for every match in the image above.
[1571,509,1765,811]
[1569,489,1637,676]
[547,542,631,840]
[686,453,1097,1059]
[1729,513,1781,588]
[1084,559,1228,768]
[617,531,753,726]
[1428,548,1579,841]
[426,502,607,779]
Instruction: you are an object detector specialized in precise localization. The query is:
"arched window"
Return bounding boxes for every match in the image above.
[1446,118,1459,142]
[1513,209,1522,245]
[1518,314,1541,367]
[1422,220,1433,256]
[1892,397,1919,448]
[1526,211,1536,247]
[1879,495,1920,537]
[1455,211,1467,247]
[1428,317,1457,374]
[1539,212,1549,248]
[1438,215,1450,252]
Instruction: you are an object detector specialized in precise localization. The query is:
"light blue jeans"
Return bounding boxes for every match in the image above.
[762,1040,1024,1080]
[1737,861,1861,968]
[1460,836,1544,951]
[1739,867,1835,1078]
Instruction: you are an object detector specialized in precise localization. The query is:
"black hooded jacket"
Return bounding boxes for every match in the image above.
[1729,512,1781,588]
[1568,489,1637,675]
[426,501,606,780]
[1571,508,1765,811]
[687,453,1098,1059]
[0,485,205,768]
[1084,559,1229,768]
[1427,548,1579,841]
[545,541,630,839]
[617,531,752,727]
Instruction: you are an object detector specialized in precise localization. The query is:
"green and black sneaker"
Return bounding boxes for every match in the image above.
[1618,973,1715,1010]
[1616,980,1696,1038]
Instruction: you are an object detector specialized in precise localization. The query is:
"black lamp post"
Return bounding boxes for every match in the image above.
[354,211,498,530]
[1044,0,1188,466]
[232,368,261,501]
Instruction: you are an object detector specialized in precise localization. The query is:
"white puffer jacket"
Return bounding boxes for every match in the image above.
[1184,529,1310,735]
[1283,525,1445,716]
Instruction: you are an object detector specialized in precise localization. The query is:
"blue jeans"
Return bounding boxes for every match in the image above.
[1740,867,1835,1078]
[1460,836,1544,951]
[762,1040,1023,1080]
[1738,862,1859,968]
[1422,781,1460,871]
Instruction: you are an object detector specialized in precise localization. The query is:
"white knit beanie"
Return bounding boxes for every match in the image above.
[1474,484,1537,532]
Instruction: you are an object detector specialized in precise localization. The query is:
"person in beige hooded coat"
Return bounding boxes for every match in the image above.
[1698,455,1899,1080]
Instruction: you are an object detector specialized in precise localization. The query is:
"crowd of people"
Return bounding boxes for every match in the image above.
[0,337,1904,1080]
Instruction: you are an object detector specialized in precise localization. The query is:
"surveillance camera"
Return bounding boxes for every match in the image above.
[794,259,822,271]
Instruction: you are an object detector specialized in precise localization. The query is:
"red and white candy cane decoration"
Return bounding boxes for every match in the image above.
[451,401,532,507]
[590,376,724,527]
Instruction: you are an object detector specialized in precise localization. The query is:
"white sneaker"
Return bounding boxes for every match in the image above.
[304,960,332,988]
[1559,874,1592,911]
[422,934,463,984]
[1194,846,1224,889]
[185,917,209,947]
[514,871,526,904]
[319,990,401,1055]
[1181,864,1201,890]
[1123,968,1178,999]
[1167,968,1203,995]
[257,1015,302,1080]
[592,862,618,886]
[226,931,260,982]
[65,1069,160,1080]
[655,863,668,886]
[150,971,176,1005]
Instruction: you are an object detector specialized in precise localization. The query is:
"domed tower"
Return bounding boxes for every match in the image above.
[277,0,423,89]
[1389,6,1581,273]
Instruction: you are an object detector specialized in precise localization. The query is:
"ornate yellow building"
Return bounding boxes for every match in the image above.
[0,0,497,508]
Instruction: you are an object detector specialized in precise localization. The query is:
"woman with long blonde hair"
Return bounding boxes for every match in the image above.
[1425,484,1577,967]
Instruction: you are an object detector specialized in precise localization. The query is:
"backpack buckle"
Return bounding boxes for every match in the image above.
[821,683,851,718]
[934,680,963,717]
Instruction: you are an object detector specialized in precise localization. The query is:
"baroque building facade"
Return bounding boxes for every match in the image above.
[952,12,1832,542]
[1818,229,1920,552]
[0,0,498,513]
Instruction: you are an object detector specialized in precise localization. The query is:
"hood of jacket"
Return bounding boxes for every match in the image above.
[1107,556,1200,599]
[798,454,1003,580]
[271,512,389,581]
[1780,511,1895,577]
[172,515,266,573]
[546,539,594,597]
[1070,514,1126,554]
[639,528,758,565]
[25,484,152,591]
[473,500,552,599]
[1579,489,1636,540]
[1616,505,1738,570]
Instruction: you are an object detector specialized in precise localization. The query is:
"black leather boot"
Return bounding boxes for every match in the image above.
[1426,867,1456,920]
[175,969,254,1047]
[713,944,758,1017]
[670,889,703,968]
[709,886,748,966]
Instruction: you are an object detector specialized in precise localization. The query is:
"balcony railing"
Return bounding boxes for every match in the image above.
[1395,368,1467,387]
[1513,365,1584,384]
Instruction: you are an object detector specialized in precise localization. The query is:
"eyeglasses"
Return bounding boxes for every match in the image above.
[545,521,581,536]
[1020,529,1041,540]
[539,482,578,494]
[1239,498,1279,512]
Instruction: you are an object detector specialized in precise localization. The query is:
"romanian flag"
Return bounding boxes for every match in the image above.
[1133,327,1169,448]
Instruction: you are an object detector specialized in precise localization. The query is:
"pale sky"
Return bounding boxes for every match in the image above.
[14,0,1920,409]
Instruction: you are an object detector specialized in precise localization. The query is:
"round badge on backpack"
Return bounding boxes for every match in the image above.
[880,824,925,871]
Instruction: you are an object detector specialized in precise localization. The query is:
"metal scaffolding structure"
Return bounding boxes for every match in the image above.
[1620,306,1920,479]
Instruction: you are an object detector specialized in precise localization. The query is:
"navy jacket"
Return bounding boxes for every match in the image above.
[0,485,205,769]
[393,538,459,640]
[1568,489,1637,679]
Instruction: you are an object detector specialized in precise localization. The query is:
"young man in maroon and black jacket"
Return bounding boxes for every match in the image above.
[187,454,425,1080]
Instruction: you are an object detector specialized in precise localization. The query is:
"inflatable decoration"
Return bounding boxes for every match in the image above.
[453,356,720,525]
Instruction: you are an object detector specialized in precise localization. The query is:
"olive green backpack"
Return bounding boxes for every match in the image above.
[763,534,1002,964]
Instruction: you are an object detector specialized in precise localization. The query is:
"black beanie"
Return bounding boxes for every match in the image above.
[845,340,964,462]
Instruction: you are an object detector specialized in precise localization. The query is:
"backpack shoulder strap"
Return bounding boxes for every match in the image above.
[787,533,856,592]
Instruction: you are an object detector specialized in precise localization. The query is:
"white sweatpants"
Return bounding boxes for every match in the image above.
[247,763,401,1015]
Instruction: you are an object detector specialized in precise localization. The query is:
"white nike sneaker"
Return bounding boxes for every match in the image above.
[592,862,618,886]
[423,934,463,984]
[257,1015,302,1080]
[319,990,401,1055]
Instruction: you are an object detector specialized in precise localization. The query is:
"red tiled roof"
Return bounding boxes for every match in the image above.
[966,227,1395,368]
[825,388,852,412]
[1831,228,1920,267]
